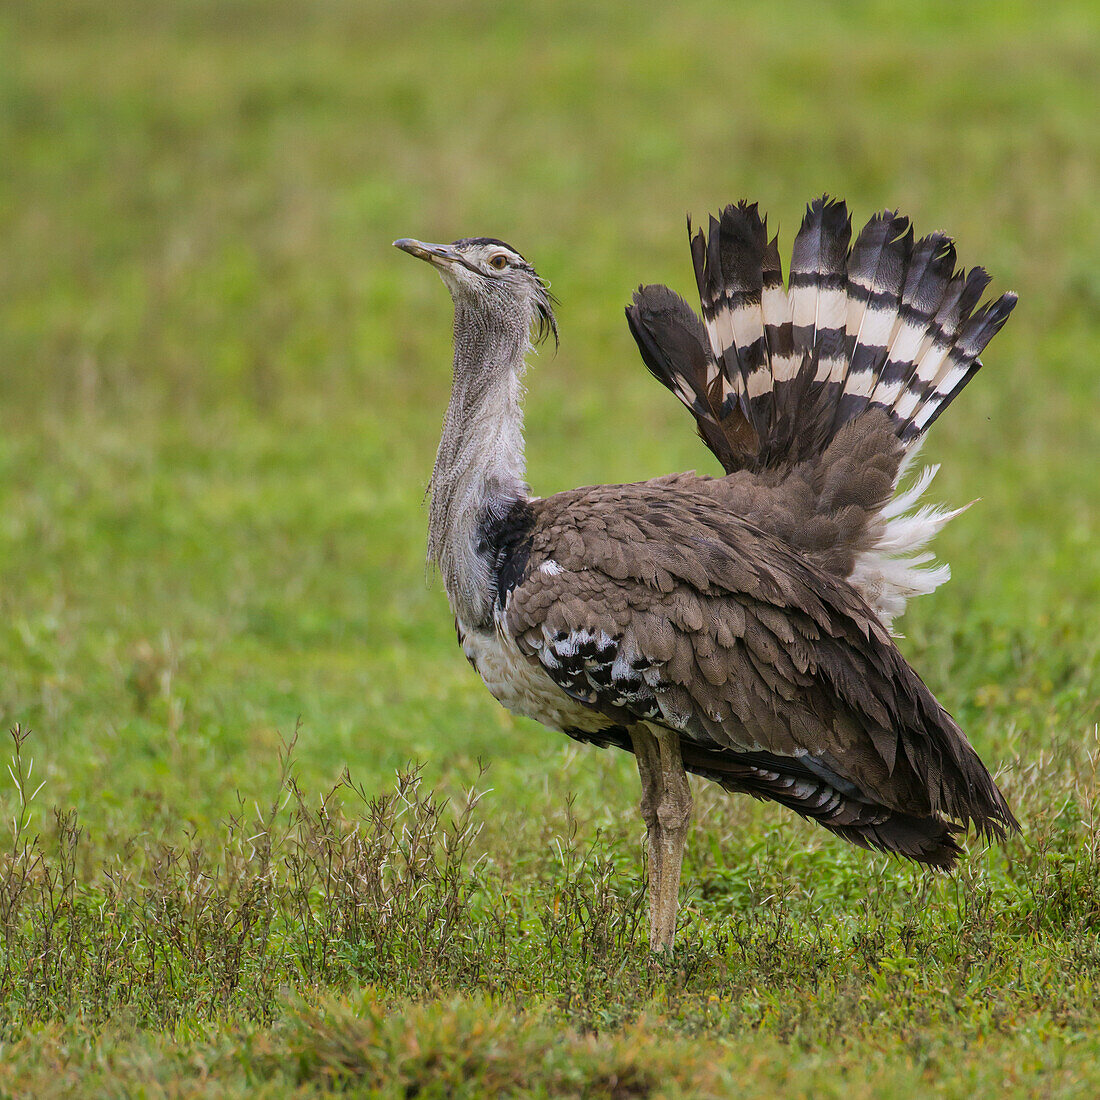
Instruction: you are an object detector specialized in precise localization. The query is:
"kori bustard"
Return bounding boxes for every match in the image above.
[395,197,1019,953]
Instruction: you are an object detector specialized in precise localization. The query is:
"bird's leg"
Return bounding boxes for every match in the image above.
[628,726,664,949]
[651,727,693,953]
[629,726,693,952]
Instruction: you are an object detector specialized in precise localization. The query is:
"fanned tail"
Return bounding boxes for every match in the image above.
[625,195,1016,629]
[627,195,1015,472]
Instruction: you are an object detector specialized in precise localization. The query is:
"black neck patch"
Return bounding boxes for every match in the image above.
[476,499,536,611]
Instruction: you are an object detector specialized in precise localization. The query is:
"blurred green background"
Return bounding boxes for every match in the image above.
[1,0,1098,842]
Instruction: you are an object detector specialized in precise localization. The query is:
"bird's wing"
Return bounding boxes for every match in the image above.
[504,480,1014,838]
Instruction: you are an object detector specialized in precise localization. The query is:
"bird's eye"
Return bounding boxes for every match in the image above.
[489,254,508,270]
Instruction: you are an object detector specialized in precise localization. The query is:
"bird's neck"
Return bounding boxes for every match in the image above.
[428,301,531,629]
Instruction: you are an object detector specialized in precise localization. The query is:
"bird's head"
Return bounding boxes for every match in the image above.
[393,236,558,349]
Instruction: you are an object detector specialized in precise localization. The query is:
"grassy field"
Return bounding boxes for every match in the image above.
[2,0,1099,1094]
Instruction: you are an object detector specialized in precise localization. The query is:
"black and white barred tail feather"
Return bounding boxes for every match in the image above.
[627,195,1016,471]
[625,196,1016,628]
[789,195,852,389]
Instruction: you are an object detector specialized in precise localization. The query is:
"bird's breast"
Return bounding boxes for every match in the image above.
[455,615,609,736]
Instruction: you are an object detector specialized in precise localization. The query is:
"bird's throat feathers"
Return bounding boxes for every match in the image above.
[427,299,532,627]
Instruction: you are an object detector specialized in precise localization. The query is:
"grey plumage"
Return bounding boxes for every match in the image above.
[395,197,1018,953]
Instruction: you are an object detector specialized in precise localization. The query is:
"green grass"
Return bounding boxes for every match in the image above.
[2,0,1099,1094]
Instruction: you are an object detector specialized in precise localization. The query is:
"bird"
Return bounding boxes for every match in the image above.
[393,196,1019,953]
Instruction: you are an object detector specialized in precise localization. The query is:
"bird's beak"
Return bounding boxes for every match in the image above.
[393,238,458,266]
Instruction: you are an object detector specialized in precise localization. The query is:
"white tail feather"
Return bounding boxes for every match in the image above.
[849,451,973,632]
